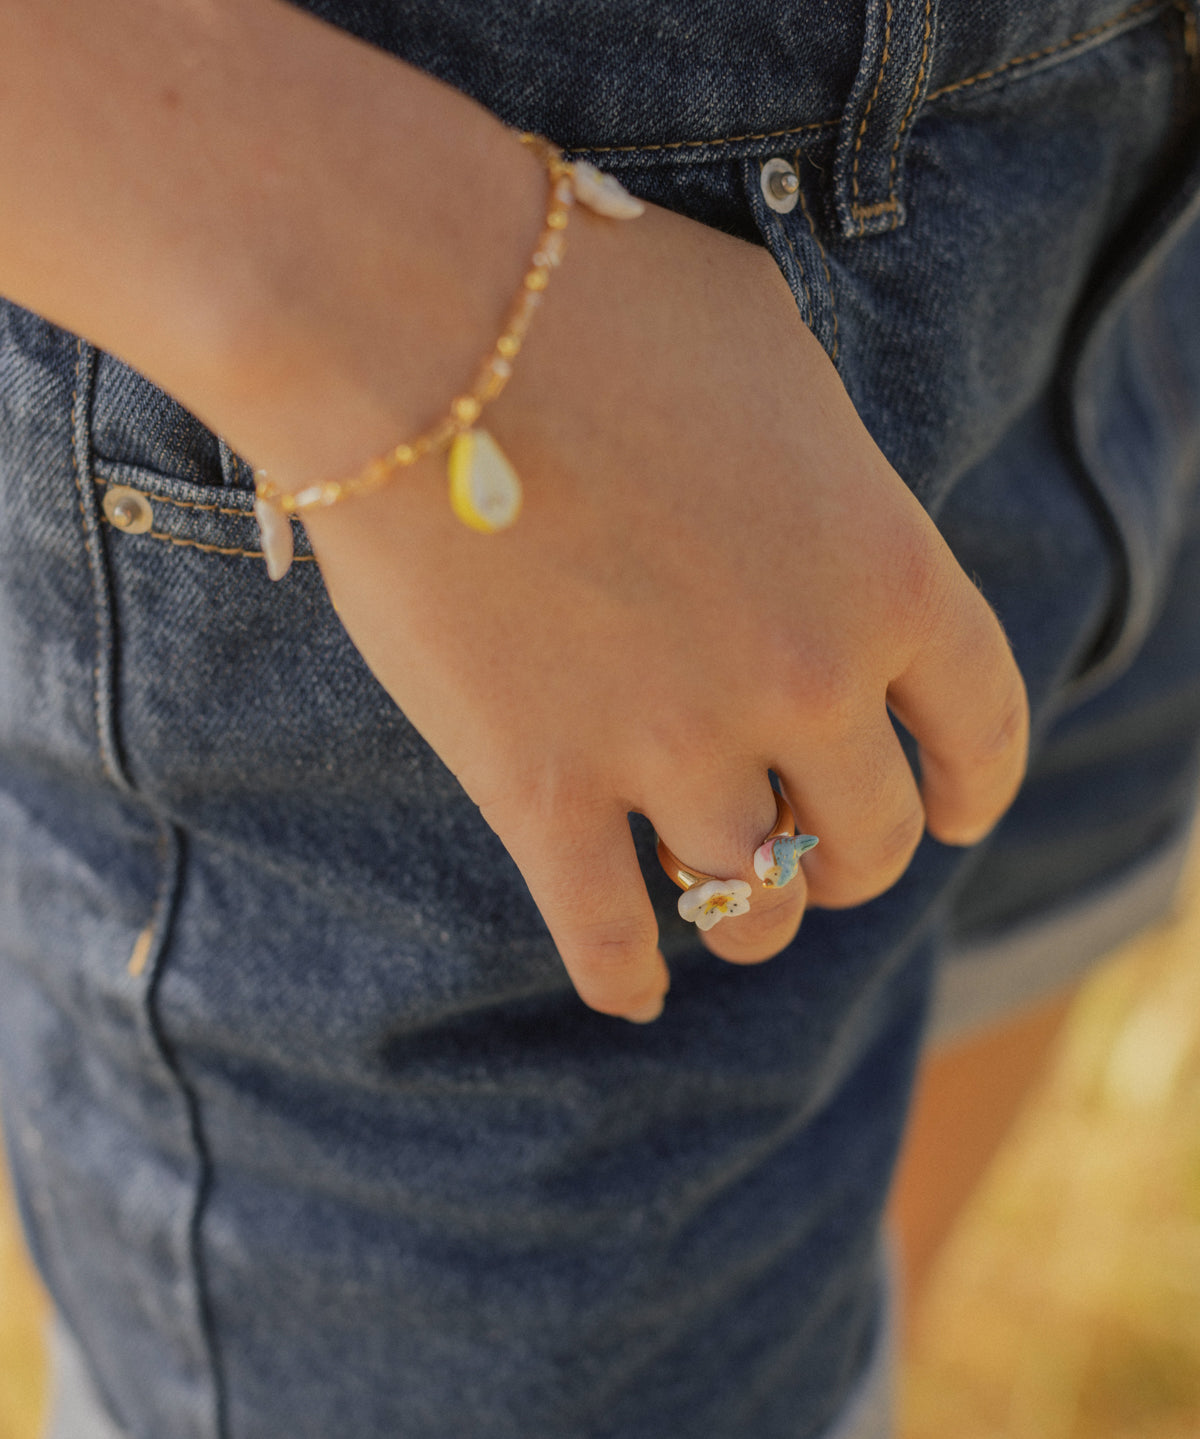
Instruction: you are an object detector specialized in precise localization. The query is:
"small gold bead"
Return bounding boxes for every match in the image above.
[474,356,513,401]
[428,418,458,449]
[255,136,600,542]
[509,293,542,338]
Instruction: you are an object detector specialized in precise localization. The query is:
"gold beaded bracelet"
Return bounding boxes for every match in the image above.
[253,131,646,580]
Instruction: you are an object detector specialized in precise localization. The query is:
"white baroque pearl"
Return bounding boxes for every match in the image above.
[254,495,295,581]
[571,161,646,220]
[447,428,523,533]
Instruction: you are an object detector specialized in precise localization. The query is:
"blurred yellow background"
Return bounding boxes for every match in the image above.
[0,1116,46,1439]
[904,831,1200,1439]
[2,832,1200,1439]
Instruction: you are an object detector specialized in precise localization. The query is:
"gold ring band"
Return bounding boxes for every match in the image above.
[656,791,796,891]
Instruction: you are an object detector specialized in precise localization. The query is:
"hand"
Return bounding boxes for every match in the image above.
[5,0,1020,1023]
[287,180,1029,1023]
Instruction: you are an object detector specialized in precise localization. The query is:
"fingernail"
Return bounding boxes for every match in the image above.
[624,997,665,1024]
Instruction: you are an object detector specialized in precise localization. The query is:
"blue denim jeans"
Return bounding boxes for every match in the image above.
[3,3,1200,1437]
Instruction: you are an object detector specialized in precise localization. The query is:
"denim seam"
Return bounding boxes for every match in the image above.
[69,338,130,791]
[575,115,837,157]
[890,0,933,194]
[95,475,254,520]
[796,183,840,361]
[70,346,227,1436]
[69,340,105,783]
[100,521,318,563]
[926,0,1165,103]
[850,0,894,222]
[569,0,1167,161]
[139,825,231,1439]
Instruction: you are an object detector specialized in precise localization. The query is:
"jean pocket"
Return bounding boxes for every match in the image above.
[87,350,307,564]
[92,456,314,568]
[90,349,243,489]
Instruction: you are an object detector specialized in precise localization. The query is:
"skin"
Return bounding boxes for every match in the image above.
[0,0,1029,1031]
[889,987,1079,1330]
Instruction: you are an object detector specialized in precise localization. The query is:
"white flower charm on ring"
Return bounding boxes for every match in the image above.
[677,878,753,931]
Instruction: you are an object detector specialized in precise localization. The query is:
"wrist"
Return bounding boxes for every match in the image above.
[201,21,546,486]
[0,0,543,489]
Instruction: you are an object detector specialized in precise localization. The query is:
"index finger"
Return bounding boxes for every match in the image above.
[485,795,671,1022]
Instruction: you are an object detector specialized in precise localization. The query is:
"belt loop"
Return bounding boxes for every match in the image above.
[833,0,937,239]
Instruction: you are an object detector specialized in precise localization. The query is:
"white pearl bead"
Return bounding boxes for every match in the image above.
[254,496,295,581]
[571,161,646,220]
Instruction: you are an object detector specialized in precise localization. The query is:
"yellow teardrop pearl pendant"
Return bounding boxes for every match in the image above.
[447,428,523,533]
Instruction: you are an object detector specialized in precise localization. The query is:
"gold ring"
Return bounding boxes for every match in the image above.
[656,793,818,932]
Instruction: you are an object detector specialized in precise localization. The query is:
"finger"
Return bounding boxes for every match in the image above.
[780,710,926,911]
[488,795,670,1022]
[887,579,1028,847]
[651,774,808,965]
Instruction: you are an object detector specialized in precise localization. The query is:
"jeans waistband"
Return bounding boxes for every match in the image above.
[295,0,1193,237]
[573,0,1192,238]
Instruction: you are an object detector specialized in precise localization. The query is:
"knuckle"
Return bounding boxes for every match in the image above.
[873,805,927,878]
[641,709,727,780]
[888,523,954,645]
[565,916,660,1012]
[477,759,602,834]
[974,677,1030,771]
[811,807,925,909]
[778,646,860,733]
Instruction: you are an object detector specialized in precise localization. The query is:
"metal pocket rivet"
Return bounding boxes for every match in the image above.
[761,157,801,215]
[103,485,153,534]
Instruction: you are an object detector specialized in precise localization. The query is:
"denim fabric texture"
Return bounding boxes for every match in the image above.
[1,3,1199,1437]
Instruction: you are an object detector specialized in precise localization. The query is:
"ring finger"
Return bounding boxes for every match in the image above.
[649,770,813,966]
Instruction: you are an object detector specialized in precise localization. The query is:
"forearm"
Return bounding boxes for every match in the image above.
[0,0,539,481]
